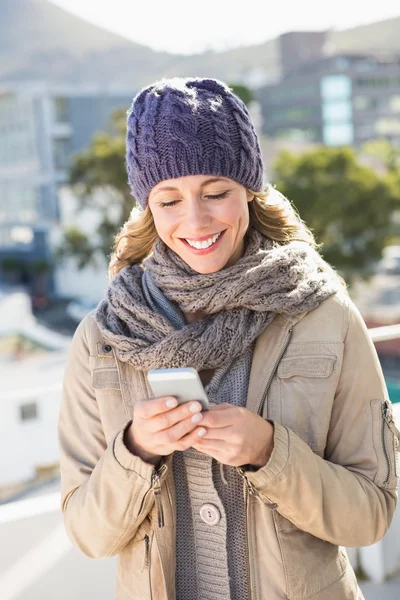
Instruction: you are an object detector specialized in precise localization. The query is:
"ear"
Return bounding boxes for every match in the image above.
[246,190,255,203]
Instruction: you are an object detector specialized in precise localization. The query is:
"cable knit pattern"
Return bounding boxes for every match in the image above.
[125,77,264,208]
[95,228,341,371]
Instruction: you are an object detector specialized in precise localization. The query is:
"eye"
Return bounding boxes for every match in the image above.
[160,200,180,208]
[204,191,229,200]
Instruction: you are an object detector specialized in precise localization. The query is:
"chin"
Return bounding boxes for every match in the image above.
[185,259,226,274]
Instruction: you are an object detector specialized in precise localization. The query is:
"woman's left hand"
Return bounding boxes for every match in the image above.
[191,403,274,468]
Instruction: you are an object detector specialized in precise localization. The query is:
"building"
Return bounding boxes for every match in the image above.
[0,81,135,295]
[0,291,70,489]
[257,53,400,148]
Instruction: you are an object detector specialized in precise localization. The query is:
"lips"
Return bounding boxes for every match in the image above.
[179,230,226,254]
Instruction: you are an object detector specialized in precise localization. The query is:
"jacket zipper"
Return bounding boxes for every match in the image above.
[235,327,292,598]
[241,472,257,600]
[143,534,150,571]
[143,534,153,600]
[238,469,278,600]
[382,400,400,486]
[257,328,293,417]
[152,464,167,528]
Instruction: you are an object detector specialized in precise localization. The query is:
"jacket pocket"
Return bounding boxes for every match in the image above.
[274,512,349,599]
[371,399,400,490]
[92,367,121,390]
[277,354,337,452]
[117,518,154,599]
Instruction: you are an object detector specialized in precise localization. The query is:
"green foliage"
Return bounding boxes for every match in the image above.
[361,138,400,173]
[228,83,254,106]
[30,260,50,275]
[1,257,24,272]
[58,107,133,270]
[272,146,400,279]
[56,225,100,270]
[69,107,132,222]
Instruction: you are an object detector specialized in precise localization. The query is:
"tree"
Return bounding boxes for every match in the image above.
[228,83,254,107]
[361,138,400,174]
[272,146,400,279]
[57,107,132,269]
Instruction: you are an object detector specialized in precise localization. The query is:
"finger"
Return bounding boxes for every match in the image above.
[158,416,206,450]
[194,437,229,449]
[194,427,231,440]
[200,409,234,429]
[147,401,203,433]
[169,425,208,451]
[135,396,187,420]
[191,440,225,459]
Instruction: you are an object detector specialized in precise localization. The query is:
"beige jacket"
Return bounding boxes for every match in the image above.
[58,292,399,600]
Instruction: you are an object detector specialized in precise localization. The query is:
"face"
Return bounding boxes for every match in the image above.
[148,175,253,274]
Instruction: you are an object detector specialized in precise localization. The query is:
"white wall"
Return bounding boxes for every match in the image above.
[52,256,109,304]
[0,388,61,487]
[50,186,115,304]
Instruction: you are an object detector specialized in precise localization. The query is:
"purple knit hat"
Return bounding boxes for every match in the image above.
[126,77,265,209]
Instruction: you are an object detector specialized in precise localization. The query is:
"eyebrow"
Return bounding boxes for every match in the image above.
[153,177,230,195]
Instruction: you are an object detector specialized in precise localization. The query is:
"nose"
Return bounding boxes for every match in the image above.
[184,197,211,231]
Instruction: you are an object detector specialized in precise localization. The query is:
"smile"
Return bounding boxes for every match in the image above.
[180,230,226,254]
[186,232,221,249]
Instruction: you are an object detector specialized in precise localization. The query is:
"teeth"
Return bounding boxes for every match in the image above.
[186,232,221,249]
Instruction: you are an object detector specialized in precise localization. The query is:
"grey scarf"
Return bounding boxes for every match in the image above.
[95,228,341,370]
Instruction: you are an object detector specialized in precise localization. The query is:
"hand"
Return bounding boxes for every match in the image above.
[192,403,274,468]
[124,397,207,465]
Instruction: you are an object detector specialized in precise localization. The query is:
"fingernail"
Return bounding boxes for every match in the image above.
[191,413,203,424]
[197,428,206,437]
[166,398,178,408]
[189,402,201,413]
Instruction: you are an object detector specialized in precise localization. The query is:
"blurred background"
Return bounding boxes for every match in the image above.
[0,1,400,598]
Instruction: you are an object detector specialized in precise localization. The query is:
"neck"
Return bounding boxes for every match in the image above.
[183,310,206,324]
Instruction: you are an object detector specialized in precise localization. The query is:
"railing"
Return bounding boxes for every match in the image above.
[368,324,400,342]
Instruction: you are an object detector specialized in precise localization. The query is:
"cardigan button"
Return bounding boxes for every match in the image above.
[199,503,221,526]
[102,344,112,353]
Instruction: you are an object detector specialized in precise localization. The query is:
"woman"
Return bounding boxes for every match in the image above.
[59,77,399,600]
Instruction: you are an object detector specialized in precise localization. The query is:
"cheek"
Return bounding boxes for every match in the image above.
[217,202,249,231]
[152,211,175,241]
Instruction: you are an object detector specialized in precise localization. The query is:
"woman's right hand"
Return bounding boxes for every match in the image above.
[124,397,206,465]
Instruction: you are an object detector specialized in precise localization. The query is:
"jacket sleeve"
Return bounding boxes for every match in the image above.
[58,315,162,559]
[245,298,399,547]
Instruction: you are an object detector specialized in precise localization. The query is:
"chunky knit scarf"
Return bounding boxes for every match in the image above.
[95,228,341,370]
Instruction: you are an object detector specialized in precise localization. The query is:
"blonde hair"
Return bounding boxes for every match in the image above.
[108,186,317,279]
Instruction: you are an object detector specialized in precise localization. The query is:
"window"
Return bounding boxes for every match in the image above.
[322,101,352,122]
[20,402,38,421]
[321,75,352,100]
[10,226,34,245]
[356,77,400,88]
[354,96,378,111]
[270,106,318,122]
[0,186,38,224]
[53,97,69,123]
[53,138,70,169]
[323,123,354,146]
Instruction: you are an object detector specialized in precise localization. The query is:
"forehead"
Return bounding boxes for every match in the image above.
[150,175,233,196]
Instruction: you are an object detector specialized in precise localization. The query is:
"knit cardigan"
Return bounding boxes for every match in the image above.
[143,270,252,600]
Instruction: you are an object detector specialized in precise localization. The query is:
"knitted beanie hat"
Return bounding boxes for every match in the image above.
[126,77,265,209]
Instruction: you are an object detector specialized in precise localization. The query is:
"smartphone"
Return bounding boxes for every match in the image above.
[147,367,209,411]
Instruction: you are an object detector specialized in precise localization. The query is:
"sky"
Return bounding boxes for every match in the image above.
[49,0,400,55]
